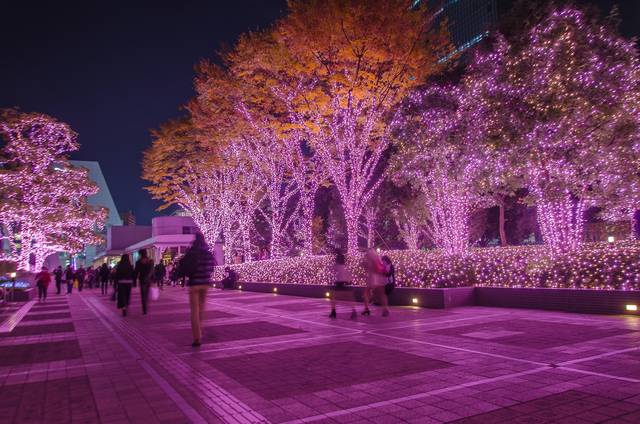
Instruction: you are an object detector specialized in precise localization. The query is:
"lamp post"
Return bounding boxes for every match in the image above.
[9,272,16,302]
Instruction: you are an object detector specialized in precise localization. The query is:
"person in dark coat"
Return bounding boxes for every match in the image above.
[53,266,63,295]
[153,262,166,290]
[133,250,154,315]
[220,267,238,289]
[115,255,134,316]
[178,232,215,347]
[99,263,110,295]
[64,265,74,294]
[75,267,86,291]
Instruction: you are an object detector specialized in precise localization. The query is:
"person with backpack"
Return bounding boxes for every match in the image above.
[115,255,134,317]
[35,266,51,302]
[362,248,390,317]
[382,255,396,297]
[133,250,154,315]
[53,265,63,295]
[329,251,357,320]
[178,232,215,347]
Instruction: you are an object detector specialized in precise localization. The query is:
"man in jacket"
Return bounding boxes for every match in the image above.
[53,266,63,295]
[178,232,215,347]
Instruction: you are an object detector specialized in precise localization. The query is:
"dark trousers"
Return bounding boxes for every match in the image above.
[117,283,132,309]
[66,281,73,294]
[101,279,108,295]
[78,280,83,291]
[38,285,48,301]
[140,283,150,314]
[55,280,62,294]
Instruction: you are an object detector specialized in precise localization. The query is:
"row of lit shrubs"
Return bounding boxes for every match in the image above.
[212,241,640,290]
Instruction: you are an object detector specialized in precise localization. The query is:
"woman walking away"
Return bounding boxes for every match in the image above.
[115,255,134,317]
[329,251,357,320]
[362,248,390,317]
[65,265,74,294]
[35,266,51,302]
[134,250,154,315]
[178,232,215,348]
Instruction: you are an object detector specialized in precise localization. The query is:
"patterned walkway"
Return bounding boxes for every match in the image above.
[2,286,640,423]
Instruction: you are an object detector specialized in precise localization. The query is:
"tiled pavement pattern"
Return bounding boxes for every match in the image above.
[1,289,640,423]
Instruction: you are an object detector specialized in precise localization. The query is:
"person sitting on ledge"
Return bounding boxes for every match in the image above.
[221,267,238,289]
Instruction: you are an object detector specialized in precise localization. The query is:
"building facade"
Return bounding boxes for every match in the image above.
[416,0,503,61]
[66,160,123,268]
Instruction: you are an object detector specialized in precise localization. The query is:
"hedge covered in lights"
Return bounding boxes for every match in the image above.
[213,241,640,290]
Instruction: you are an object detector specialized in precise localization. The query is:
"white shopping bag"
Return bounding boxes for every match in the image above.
[150,286,160,301]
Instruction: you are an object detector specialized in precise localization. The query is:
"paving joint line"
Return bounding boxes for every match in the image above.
[83,294,270,424]
[282,366,550,424]
[81,295,212,424]
[177,334,340,356]
[207,300,362,335]
[0,301,36,333]
[557,346,640,366]
[369,331,548,366]
[557,366,640,383]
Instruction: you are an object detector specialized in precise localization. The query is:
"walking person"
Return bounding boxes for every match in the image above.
[35,266,51,302]
[134,250,154,315]
[86,267,95,289]
[64,265,74,294]
[76,267,86,292]
[110,266,118,300]
[115,255,134,317]
[362,248,390,317]
[99,263,110,295]
[153,262,166,290]
[329,251,357,319]
[53,265,63,295]
[178,232,215,347]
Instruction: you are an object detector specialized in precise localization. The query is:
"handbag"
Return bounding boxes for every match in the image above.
[150,286,160,301]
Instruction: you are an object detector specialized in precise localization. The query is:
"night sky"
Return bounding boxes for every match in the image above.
[1,1,638,224]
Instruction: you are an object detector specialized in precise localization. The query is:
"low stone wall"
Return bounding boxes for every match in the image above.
[221,282,640,314]
[475,287,640,315]
[219,281,475,309]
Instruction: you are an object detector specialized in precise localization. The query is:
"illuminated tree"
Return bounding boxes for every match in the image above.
[0,110,106,270]
[395,85,492,255]
[238,106,300,258]
[392,195,428,250]
[227,0,450,253]
[361,203,379,249]
[470,7,640,252]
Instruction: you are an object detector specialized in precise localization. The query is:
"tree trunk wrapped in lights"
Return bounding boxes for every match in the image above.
[238,105,301,258]
[394,85,492,255]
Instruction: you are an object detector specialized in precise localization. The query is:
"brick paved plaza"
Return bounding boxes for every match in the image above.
[2,288,640,423]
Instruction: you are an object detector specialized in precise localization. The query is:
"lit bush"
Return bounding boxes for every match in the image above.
[214,241,640,290]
